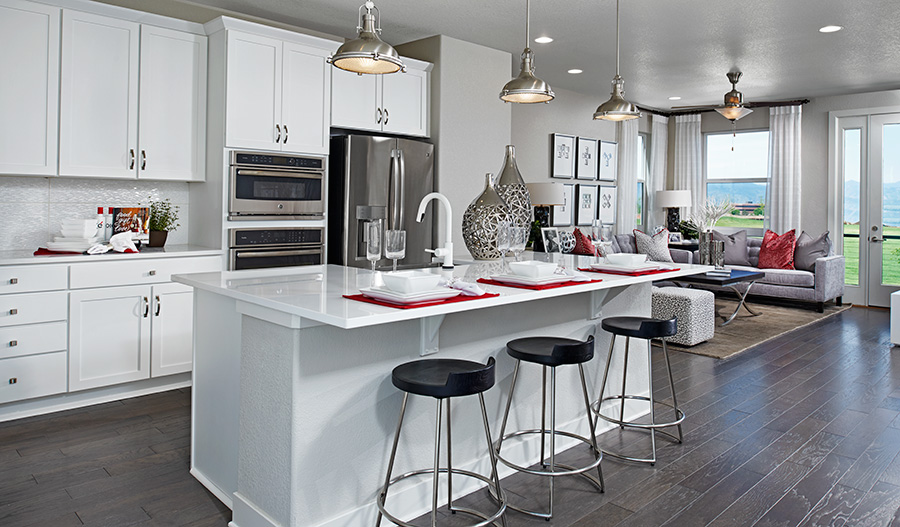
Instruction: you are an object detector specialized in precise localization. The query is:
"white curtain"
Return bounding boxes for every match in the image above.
[647,114,669,230]
[674,114,704,219]
[615,118,639,234]
[767,105,802,233]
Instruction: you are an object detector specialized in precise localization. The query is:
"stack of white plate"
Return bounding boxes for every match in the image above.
[46,219,100,252]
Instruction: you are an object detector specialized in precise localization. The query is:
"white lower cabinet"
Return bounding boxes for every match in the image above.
[0,351,67,405]
[150,282,194,377]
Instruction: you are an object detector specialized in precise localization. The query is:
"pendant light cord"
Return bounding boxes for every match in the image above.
[615,0,620,76]
[525,0,530,48]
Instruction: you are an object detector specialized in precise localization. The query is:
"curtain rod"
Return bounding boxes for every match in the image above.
[638,99,810,118]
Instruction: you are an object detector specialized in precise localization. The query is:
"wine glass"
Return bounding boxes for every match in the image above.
[496,221,511,265]
[384,229,406,273]
[591,220,603,263]
[509,225,528,262]
[365,220,382,285]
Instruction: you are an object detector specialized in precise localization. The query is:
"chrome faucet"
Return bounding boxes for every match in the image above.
[416,192,454,269]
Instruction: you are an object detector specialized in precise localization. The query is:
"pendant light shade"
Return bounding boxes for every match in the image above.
[328,1,405,75]
[593,0,640,121]
[500,0,554,104]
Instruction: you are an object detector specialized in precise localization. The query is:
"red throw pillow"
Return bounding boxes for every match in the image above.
[571,228,596,256]
[757,229,797,269]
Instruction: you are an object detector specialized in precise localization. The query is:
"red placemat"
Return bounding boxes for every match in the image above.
[578,267,680,277]
[34,248,83,256]
[343,292,499,309]
[477,278,602,290]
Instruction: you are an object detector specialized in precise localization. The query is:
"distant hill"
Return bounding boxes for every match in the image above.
[706,182,766,205]
[845,180,900,226]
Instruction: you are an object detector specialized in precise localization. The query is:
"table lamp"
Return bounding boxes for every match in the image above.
[525,182,564,251]
[656,190,692,234]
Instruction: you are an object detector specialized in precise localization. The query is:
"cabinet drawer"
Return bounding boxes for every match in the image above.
[0,291,67,328]
[0,351,67,404]
[0,265,67,294]
[0,322,67,360]
[70,256,221,289]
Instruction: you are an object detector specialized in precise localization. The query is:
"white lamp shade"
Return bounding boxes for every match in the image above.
[526,182,565,206]
[656,190,692,208]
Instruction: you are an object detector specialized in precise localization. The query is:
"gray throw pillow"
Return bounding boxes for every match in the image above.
[794,231,831,271]
[712,230,751,266]
[634,229,674,263]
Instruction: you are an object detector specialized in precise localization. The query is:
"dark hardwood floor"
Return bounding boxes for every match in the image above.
[1,307,897,526]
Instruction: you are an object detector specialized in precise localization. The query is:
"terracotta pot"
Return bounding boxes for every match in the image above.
[148,230,168,247]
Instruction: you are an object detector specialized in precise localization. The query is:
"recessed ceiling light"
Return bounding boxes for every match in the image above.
[819,25,843,33]
[668,96,682,101]
[534,36,553,44]
[568,69,583,74]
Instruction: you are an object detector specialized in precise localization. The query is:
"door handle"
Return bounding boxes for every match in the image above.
[129,149,135,169]
[383,108,389,125]
[155,295,161,316]
[141,150,147,170]
[283,124,289,144]
[376,108,383,124]
[275,124,282,143]
[870,237,884,243]
[143,297,149,318]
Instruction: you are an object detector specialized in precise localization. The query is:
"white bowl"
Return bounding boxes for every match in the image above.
[508,260,558,278]
[381,271,443,294]
[605,253,648,267]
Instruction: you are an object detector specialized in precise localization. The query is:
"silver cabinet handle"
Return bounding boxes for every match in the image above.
[129,149,135,169]
[149,270,157,276]
[283,124,289,144]
[376,108,383,124]
[275,124,281,143]
[383,108,389,125]
[141,150,146,170]
[155,295,161,316]
[9,278,17,285]
[9,340,17,347]
[8,309,17,315]
[143,297,149,318]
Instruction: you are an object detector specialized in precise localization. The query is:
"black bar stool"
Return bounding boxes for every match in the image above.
[594,316,684,465]
[493,335,604,520]
[377,357,507,527]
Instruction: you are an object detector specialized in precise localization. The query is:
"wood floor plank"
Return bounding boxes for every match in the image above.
[707,461,810,527]
[798,483,865,526]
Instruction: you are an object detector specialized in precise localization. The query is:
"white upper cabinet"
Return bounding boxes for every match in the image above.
[225,30,331,155]
[138,26,207,181]
[331,62,430,137]
[0,0,60,176]
[59,10,139,178]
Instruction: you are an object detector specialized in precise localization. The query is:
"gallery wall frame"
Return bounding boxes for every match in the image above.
[598,185,617,225]
[598,141,617,182]
[551,183,575,227]
[576,137,598,180]
[576,184,598,226]
[551,133,575,179]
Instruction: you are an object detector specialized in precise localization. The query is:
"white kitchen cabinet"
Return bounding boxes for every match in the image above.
[331,63,430,137]
[58,10,139,178]
[149,282,194,377]
[138,26,207,181]
[225,30,331,155]
[0,0,60,176]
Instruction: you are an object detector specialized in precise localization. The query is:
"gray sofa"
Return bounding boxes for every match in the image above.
[610,233,694,264]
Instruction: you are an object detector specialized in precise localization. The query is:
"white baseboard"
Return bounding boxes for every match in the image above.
[191,467,233,509]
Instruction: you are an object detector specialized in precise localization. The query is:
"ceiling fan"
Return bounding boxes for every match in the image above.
[673,71,759,121]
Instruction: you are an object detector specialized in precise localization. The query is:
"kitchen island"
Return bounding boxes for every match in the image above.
[174,256,708,527]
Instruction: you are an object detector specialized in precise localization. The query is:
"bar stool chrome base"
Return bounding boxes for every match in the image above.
[592,394,685,464]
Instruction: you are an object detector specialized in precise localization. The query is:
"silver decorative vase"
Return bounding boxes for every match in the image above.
[495,145,532,228]
[462,173,512,260]
[699,231,714,265]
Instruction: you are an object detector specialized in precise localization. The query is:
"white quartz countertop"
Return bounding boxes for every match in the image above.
[0,244,222,266]
[174,254,711,329]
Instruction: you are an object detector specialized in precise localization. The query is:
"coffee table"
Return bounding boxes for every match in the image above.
[672,269,765,326]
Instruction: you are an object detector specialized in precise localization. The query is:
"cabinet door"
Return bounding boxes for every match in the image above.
[69,285,151,391]
[150,283,194,377]
[138,26,207,181]
[59,10,139,178]
[281,42,330,155]
[225,31,282,151]
[330,67,381,132]
[0,0,59,175]
[382,68,429,137]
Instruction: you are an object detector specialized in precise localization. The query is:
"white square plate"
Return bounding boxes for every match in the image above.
[359,287,461,305]
[489,273,574,286]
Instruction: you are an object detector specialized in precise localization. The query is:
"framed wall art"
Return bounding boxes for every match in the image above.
[576,184,597,226]
[551,133,575,179]
[541,227,560,253]
[598,141,617,182]
[576,137,598,180]
[551,183,574,227]
[598,185,617,225]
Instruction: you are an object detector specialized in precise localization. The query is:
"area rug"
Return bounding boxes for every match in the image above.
[659,299,851,360]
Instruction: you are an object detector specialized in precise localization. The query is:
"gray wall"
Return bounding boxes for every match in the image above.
[397,36,512,256]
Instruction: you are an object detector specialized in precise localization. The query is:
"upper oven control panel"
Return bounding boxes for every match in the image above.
[232,152,323,170]
[230,227,324,248]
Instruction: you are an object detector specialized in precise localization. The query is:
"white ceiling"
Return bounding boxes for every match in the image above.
[186,0,900,110]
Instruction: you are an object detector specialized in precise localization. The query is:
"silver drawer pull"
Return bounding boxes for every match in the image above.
[8,378,16,385]
[9,340,17,347]
[9,309,17,315]
[9,278,17,285]
[149,270,157,276]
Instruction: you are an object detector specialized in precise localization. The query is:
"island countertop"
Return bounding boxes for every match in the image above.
[173,255,710,329]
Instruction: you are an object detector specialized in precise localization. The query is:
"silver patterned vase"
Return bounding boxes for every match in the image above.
[699,231,713,265]
[495,145,532,228]
[462,173,512,260]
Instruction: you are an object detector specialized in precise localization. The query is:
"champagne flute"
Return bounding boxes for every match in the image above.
[591,219,603,264]
[509,225,528,262]
[365,220,382,285]
[496,221,511,265]
[384,229,406,273]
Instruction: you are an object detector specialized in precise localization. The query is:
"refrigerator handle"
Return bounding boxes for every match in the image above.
[399,149,406,228]
[389,149,404,230]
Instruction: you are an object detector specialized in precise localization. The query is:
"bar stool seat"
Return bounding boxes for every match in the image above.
[377,358,507,527]
[594,316,685,465]
[493,335,604,520]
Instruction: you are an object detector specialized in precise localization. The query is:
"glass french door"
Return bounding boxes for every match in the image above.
[839,113,900,307]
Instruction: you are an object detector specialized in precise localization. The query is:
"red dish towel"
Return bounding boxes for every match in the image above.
[476,278,602,290]
[577,267,680,277]
[343,292,499,309]
[34,248,83,256]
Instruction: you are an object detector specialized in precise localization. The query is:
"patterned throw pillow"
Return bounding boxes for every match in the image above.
[757,229,797,269]
[571,228,595,256]
[634,229,674,263]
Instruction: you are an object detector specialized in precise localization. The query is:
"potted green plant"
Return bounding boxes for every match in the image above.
[147,197,180,247]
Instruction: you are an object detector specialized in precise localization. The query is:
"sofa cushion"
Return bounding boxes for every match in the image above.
[729,265,815,287]
[613,233,636,253]
[794,231,831,271]
[713,229,751,266]
[758,229,797,270]
[748,238,762,267]
[635,229,674,263]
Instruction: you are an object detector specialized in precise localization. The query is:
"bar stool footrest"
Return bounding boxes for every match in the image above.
[493,428,603,479]
[592,395,686,429]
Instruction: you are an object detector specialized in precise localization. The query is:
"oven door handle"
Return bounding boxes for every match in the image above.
[235,169,323,178]
[235,249,322,258]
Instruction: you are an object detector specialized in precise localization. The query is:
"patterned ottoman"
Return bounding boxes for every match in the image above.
[651,286,715,346]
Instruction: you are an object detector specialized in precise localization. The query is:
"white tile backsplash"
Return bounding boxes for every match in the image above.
[0,176,191,251]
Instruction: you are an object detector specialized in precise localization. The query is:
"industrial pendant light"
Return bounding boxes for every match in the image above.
[714,72,753,121]
[328,1,405,75]
[593,0,640,121]
[500,0,555,104]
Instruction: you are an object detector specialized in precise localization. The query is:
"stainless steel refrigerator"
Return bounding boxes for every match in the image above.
[328,134,435,270]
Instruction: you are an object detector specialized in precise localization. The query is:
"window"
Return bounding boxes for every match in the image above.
[704,130,769,234]
[636,132,649,227]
